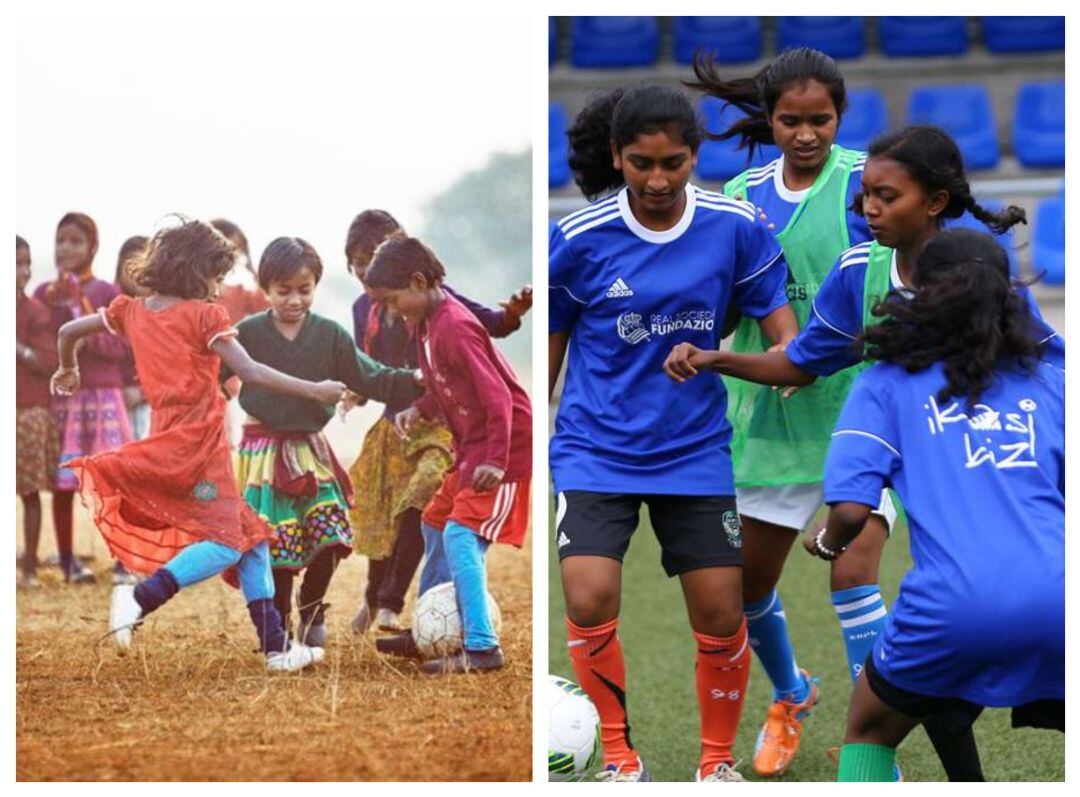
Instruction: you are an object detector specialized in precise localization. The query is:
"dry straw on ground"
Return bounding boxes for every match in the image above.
[16,498,532,781]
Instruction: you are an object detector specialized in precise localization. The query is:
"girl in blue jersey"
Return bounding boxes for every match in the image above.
[550,84,797,782]
[687,47,889,777]
[810,229,1064,781]
[666,125,1058,781]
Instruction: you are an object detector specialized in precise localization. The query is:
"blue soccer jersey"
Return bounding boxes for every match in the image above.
[824,360,1064,707]
[550,184,789,496]
[736,150,871,244]
[786,243,1066,376]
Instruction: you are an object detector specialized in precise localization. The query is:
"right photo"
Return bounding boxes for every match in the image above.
[547,16,1065,783]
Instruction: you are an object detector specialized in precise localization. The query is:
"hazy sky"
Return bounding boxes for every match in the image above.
[16,14,532,328]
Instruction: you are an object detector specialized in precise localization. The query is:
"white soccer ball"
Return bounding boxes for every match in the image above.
[548,674,601,781]
[411,581,501,659]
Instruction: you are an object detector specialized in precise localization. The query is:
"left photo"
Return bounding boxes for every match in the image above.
[15,13,533,781]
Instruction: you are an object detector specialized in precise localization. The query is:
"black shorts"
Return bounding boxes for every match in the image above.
[554,490,743,577]
[864,653,1064,734]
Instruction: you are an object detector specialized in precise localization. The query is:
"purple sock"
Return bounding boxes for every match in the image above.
[133,569,180,614]
[248,598,288,654]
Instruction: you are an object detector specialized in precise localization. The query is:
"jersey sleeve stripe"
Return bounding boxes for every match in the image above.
[550,284,587,305]
[563,210,622,241]
[831,429,902,459]
[558,195,618,227]
[559,199,620,232]
[697,200,756,224]
[745,170,778,188]
[734,248,784,286]
[811,299,857,339]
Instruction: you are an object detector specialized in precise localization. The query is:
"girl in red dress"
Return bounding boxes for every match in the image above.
[51,218,346,672]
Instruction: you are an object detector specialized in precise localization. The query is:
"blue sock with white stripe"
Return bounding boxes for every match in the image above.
[831,585,887,683]
[745,590,809,703]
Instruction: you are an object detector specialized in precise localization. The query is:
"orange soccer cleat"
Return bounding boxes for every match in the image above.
[752,670,820,777]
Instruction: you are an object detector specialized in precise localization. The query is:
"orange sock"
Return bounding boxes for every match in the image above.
[566,616,637,770]
[694,617,750,774]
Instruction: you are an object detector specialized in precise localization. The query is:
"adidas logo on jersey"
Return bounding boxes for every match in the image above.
[605,277,634,298]
[557,531,571,548]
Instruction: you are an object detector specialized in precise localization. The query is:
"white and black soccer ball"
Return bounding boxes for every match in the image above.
[548,674,601,781]
[411,581,501,659]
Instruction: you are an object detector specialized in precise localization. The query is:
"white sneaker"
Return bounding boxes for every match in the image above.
[695,762,746,782]
[374,608,401,632]
[266,643,325,673]
[109,584,142,652]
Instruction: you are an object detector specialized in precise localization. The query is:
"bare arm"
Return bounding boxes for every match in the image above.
[56,314,108,370]
[803,501,873,560]
[211,336,346,405]
[757,303,798,347]
[549,331,569,401]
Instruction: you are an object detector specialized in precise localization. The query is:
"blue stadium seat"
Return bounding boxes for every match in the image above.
[777,17,866,60]
[907,85,999,170]
[1033,189,1065,284]
[549,103,570,188]
[943,200,1019,277]
[1013,81,1065,168]
[696,98,781,182]
[571,17,658,68]
[836,88,888,152]
[674,17,762,64]
[879,17,968,57]
[982,16,1064,53]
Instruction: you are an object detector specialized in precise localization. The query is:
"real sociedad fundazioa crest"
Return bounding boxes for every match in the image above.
[616,311,650,345]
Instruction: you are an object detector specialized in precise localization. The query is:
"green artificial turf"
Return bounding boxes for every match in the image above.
[547,503,1065,782]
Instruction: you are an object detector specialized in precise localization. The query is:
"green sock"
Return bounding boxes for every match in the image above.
[838,743,896,781]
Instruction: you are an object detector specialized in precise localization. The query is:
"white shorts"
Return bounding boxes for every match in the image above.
[735,482,897,535]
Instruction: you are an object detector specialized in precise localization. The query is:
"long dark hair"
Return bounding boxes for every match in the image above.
[364,236,445,290]
[860,228,1042,405]
[567,85,701,200]
[859,126,1027,235]
[687,46,847,160]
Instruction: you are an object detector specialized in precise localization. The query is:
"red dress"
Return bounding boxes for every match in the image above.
[70,295,273,574]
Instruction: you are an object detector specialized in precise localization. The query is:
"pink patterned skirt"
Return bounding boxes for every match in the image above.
[53,387,132,491]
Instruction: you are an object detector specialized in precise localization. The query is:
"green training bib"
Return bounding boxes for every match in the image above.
[724,146,863,487]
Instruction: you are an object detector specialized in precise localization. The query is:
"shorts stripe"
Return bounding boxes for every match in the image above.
[482,483,515,542]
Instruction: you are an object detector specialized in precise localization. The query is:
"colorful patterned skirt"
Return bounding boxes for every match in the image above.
[348,416,454,558]
[16,406,60,496]
[236,425,354,571]
[53,387,132,491]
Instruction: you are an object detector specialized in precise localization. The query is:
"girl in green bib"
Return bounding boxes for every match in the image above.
[688,47,883,778]
[665,125,1048,782]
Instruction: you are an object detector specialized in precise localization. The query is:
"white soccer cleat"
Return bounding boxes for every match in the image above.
[595,759,651,782]
[696,762,746,782]
[109,584,142,652]
[374,608,401,632]
[266,642,325,673]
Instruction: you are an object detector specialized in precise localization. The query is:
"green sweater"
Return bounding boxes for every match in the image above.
[226,310,422,432]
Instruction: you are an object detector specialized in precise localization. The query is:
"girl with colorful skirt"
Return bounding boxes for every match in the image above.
[229,236,423,647]
[34,212,132,584]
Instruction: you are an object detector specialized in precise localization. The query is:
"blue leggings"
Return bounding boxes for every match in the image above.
[420,522,496,651]
[163,540,274,602]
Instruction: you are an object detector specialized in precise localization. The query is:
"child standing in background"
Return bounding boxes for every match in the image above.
[17,236,60,589]
[53,218,345,671]
[366,236,532,675]
[34,212,132,584]
[344,209,531,641]
[229,237,424,646]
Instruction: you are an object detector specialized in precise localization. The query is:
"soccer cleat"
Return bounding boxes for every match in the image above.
[752,670,820,777]
[374,607,401,632]
[595,758,651,782]
[112,563,139,586]
[421,646,505,675]
[266,642,325,673]
[109,584,143,651]
[375,630,423,659]
[695,762,746,782]
[297,601,328,648]
[350,601,372,635]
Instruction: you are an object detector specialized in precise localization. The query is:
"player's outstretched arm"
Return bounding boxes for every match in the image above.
[51,314,109,395]
[211,336,345,405]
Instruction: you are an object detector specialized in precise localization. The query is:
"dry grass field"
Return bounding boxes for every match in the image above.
[16,494,532,781]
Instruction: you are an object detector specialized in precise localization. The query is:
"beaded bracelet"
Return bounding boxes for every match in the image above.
[813,528,846,561]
